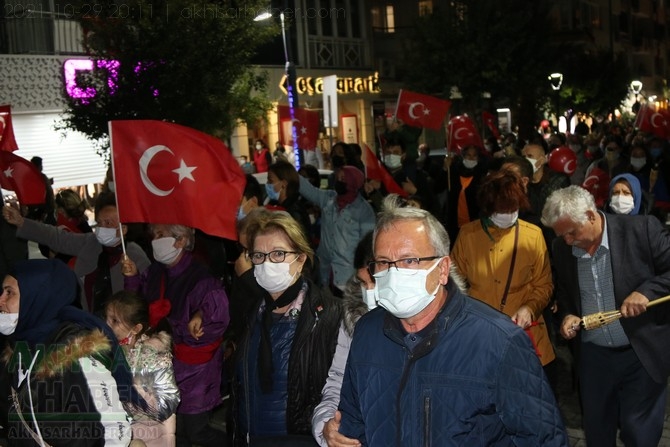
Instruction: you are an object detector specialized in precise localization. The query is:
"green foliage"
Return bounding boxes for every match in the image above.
[58,0,278,154]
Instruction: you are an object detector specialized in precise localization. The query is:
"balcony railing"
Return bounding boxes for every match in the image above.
[306,36,371,69]
[0,15,84,55]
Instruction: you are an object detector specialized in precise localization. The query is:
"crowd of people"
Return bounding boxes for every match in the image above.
[1,118,670,447]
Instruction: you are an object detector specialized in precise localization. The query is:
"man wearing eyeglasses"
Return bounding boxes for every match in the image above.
[335,203,567,446]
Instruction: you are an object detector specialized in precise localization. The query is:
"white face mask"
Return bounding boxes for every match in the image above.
[374,258,442,319]
[254,257,299,294]
[462,159,478,169]
[525,157,541,174]
[490,210,519,229]
[95,226,121,247]
[630,157,646,170]
[0,312,19,335]
[256,144,263,150]
[610,194,635,215]
[107,181,116,193]
[152,237,183,265]
[360,285,378,310]
[384,154,402,169]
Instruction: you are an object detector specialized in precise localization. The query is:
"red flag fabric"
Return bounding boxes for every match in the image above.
[394,89,451,130]
[0,151,46,204]
[481,111,500,139]
[363,144,407,197]
[0,105,20,152]
[110,120,245,240]
[634,104,670,139]
[447,115,483,152]
[277,105,320,149]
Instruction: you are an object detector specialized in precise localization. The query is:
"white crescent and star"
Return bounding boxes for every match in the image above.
[453,127,471,140]
[563,159,576,175]
[3,166,13,178]
[584,174,602,189]
[651,113,667,128]
[138,145,197,197]
[408,102,431,120]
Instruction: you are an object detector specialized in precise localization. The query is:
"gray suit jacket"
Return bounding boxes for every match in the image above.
[553,213,670,383]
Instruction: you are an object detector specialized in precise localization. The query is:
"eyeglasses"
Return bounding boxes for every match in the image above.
[249,250,298,265]
[368,256,441,277]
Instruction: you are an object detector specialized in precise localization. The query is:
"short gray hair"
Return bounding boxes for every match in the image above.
[149,224,196,251]
[374,202,467,291]
[541,186,596,227]
[374,205,450,257]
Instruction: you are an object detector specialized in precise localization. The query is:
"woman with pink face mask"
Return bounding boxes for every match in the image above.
[451,170,557,388]
[231,211,341,446]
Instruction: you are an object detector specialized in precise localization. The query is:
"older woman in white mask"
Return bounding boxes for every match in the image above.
[232,211,341,446]
[122,224,230,447]
[606,173,648,216]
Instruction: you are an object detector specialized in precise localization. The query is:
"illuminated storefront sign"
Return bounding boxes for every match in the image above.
[279,72,381,96]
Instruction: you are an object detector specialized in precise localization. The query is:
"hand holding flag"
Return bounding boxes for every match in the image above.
[110,120,245,240]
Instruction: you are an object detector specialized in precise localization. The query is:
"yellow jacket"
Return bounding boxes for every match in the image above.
[451,219,555,365]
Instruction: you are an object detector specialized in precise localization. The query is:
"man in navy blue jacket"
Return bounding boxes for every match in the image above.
[543,185,670,447]
[336,202,567,446]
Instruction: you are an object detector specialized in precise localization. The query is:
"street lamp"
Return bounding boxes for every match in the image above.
[548,73,563,129]
[254,11,301,169]
[630,80,643,114]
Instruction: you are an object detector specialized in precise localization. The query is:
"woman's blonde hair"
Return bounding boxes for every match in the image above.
[246,210,314,265]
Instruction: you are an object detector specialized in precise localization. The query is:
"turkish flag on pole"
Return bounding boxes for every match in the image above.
[110,120,245,240]
[278,105,320,149]
[394,89,451,130]
[481,111,500,139]
[363,144,407,197]
[0,151,46,204]
[0,105,20,152]
[447,115,483,152]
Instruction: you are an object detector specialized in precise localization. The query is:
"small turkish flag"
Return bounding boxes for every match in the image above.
[363,144,407,197]
[481,111,500,139]
[448,115,483,152]
[394,89,451,130]
[110,120,245,240]
[278,105,320,149]
[0,151,46,205]
[582,167,610,208]
[0,105,20,152]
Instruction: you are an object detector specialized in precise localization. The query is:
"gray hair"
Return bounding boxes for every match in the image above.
[541,185,596,227]
[374,201,467,292]
[375,204,450,257]
[149,224,196,251]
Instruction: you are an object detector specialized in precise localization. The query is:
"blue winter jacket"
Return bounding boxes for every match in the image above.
[338,281,568,447]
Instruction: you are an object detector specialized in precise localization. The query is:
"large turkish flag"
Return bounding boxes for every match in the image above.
[363,144,407,197]
[110,120,245,240]
[447,114,483,152]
